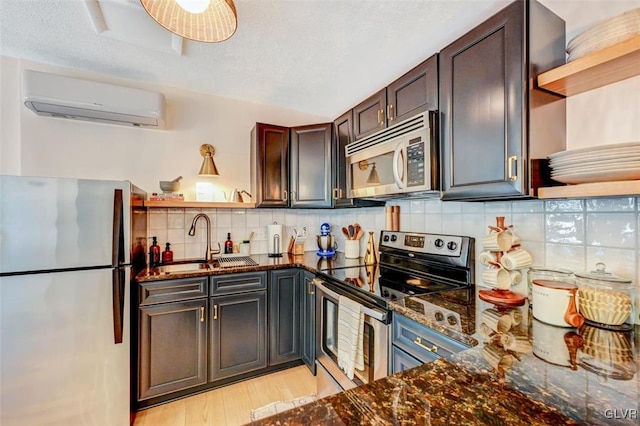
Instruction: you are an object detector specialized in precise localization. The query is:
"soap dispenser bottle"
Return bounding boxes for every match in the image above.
[149,236,161,266]
[224,233,233,254]
[162,242,173,263]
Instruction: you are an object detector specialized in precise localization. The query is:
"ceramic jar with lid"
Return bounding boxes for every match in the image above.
[574,263,634,330]
[527,266,574,305]
[532,280,584,328]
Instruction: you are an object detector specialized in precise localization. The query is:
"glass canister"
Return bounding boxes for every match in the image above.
[574,263,635,331]
[527,266,574,305]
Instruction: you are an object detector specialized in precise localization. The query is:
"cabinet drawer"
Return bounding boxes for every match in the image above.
[210,271,267,296]
[139,277,208,306]
[392,314,469,363]
[391,345,424,374]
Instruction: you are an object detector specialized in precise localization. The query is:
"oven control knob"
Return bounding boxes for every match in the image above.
[447,241,458,251]
[390,235,397,242]
[447,314,458,326]
[434,238,444,248]
[434,311,444,322]
[383,235,390,242]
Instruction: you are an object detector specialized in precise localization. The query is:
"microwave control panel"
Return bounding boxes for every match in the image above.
[406,137,425,187]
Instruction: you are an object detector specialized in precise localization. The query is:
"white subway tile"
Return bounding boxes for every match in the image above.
[167,228,184,244]
[586,197,635,212]
[231,210,246,228]
[512,200,544,213]
[545,243,585,273]
[246,210,260,227]
[441,214,462,235]
[149,212,167,230]
[512,213,545,242]
[585,246,635,280]
[484,202,512,214]
[216,210,232,227]
[423,214,442,233]
[167,212,184,229]
[442,201,462,213]
[586,213,635,248]
[546,213,585,244]
[545,200,584,212]
[259,210,274,227]
[409,200,425,214]
[460,214,486,242]
[409,214,426,232]
[423,199,442,213]
[461,202,484,214]
[171,243,185,260]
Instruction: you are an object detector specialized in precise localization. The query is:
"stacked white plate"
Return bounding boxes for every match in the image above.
[566,8,640,61]
[548,141,640,184]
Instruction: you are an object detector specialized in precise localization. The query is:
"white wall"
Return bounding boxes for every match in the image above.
[0,57,329,198]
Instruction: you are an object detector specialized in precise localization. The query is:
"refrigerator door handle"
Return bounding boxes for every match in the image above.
[112,189,125,267]
[112,268,125,344]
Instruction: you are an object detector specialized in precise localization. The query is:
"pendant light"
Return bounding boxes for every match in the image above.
[198,144,220,176]
[140,0,237,43]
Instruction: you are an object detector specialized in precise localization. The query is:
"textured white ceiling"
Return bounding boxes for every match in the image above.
[2,0,636,118]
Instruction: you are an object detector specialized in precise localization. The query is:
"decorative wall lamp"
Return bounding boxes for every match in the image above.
[140,0,237,43]
[198,144,220,176]
[358,160,380,185]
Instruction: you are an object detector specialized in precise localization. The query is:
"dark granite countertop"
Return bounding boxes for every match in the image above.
[135,253,639,425]
[135,251,357,283]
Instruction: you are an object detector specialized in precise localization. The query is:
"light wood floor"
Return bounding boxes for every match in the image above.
[133,366,316,426]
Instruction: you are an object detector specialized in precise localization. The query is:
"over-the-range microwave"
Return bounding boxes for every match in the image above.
[346,111,439,199]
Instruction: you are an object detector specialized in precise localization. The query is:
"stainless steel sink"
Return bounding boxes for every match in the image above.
[155,259,219,274]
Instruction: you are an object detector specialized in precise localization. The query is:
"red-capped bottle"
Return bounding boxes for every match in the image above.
[224,233,233,254]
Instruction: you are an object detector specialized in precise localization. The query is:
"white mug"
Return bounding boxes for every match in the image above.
[482,267,512,290]
[479,250,498,266]
[500,249,533,270]
[482,231,513,252]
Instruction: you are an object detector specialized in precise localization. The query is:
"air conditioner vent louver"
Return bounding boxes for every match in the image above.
[22,70,166,129]
[346,112,427,156]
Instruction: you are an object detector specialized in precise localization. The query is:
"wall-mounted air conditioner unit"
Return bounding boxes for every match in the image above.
[22,70,166,129]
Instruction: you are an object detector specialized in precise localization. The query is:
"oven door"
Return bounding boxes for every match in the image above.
[314,278,389,397]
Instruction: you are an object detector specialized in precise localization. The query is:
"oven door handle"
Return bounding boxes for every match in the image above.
[313,278,387,322]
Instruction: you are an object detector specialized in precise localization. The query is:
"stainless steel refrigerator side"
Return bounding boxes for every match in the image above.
[0,268,130,426]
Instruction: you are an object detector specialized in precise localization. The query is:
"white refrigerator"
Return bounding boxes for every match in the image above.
[0,176,147,426]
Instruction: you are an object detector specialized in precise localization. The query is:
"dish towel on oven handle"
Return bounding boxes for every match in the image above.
[337,295,364,380]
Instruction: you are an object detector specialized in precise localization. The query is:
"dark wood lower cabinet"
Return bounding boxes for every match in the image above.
[300,271,316,374]
[209,291,267,381]
[138,299,207,400]
[269,269,302,365]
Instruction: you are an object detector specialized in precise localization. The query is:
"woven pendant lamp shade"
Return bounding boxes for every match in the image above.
[140,0,237,43]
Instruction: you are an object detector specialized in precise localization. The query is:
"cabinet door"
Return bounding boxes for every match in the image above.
[387,54,438,124]
[300,271,316,374]
[439,1,525,200]
[209,292,267,381]
[269,269,302,365]
[138,299,207,400]
[251,123,290,207]
[290,123,333,208]
[353,88,386,140]
[333,110,355,208]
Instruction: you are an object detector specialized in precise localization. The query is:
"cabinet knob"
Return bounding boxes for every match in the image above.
[332,188,339,200]
[283,190,288,201]
[200,306,205,322]
[387,104,394,121]
[213,304,218,320]
[377,109,385,126]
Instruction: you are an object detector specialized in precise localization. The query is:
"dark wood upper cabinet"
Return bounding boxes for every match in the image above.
[333,110,355,207]
[439,0,566,201]
[251,123,290,207]
[353,88,387,140]
[351,56,438,141]
[387,54,437,124]
[289,123,334,208]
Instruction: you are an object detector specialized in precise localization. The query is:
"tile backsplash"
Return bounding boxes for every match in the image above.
[147,197,640,323]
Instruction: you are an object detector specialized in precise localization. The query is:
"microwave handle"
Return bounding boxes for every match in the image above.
[392,143,404,189]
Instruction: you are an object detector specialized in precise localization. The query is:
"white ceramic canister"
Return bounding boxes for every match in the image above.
[531,280,584,328]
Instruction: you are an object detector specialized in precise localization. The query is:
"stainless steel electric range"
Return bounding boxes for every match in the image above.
[314,230,475,397]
